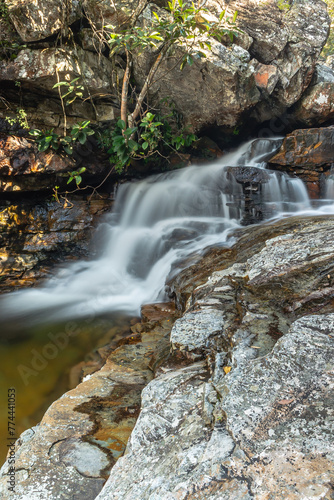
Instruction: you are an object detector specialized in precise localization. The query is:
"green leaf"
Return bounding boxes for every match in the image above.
[219,10,226,21]
[152,11,160,21]
[123,126,137,137]
[63,145,73,155]
[52,82,67,88]
[187,54,193,65]
[142,141,149,150]
[67,176,74,184]
[29,129,42,137]
[80,120,91,129]
[78,131,87,144]
[117,119,126,130]
[233,10,238,22]
[113,136,125,146]
[128,139,139,150]
[38,142,50,152]
[75,175,82,185]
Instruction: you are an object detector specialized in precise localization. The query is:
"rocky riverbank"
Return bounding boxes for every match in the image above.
[1,214,333,499]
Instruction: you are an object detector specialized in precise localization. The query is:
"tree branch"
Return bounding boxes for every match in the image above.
[121,48,132,125]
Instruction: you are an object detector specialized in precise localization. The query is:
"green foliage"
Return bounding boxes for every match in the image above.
[107,0,240,69]
[29,128,60,152]
[0,1,9,23]
[5,107,29,129]
[66,167,86,186]
[101,119,139,173]
[52,77,84,106]
[98,109,197,173]
[139,112,163,152]
[277,0,290,12]
[29,121,95,155]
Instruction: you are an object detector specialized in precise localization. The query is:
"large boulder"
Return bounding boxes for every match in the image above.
[0,0,331,135]
[83,0,140,30]
[5,0,81,42]
[131,0,330,132]
[95,215,334,499]
[290,63,334,126]
[0,47,119,130]
[269,126,334,198]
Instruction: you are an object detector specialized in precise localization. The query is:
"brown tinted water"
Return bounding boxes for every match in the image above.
[0,314,133,465]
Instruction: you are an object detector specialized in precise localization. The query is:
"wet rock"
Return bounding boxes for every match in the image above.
[0,134,75,192]
[0,133,112,192]
[0,194,113,291]
[6,0,81,42]
[269,126,334,197]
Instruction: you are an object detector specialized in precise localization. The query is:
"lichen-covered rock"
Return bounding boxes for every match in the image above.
[0,47,119,131]
[83,0,140,30]
[96,216,334,499]
[132,0,330,132]
[96,313,334,500]
[0,47,114,94]
[291,64,334,126]
[220,314,334,499]
[5,0,81,42]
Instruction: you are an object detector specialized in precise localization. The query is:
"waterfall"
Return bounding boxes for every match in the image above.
[326,166,334,200]
[0,138,315,327]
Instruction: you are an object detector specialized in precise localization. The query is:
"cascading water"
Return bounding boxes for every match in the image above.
[0,138,316,328]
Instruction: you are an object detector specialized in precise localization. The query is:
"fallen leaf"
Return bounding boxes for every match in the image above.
[251,346,261,349]
[277,398,294,405]
[223,366,231,374]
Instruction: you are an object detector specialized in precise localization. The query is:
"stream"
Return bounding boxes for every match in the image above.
[0,137,333,463]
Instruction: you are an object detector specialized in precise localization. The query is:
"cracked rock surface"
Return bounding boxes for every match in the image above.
[97,215,334,499]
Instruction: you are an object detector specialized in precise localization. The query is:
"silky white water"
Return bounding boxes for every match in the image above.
[0,137,331,327]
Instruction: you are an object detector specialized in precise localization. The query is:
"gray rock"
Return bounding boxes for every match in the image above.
[131,0,329,132]
[291,63,334,126]
[171,308,225,353]
[96,313,334,500]
[6,0,81,42]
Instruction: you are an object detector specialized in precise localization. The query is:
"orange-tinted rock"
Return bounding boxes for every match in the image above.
[269,127,334,197]
[0,194,113,291]
[141,302,177,323]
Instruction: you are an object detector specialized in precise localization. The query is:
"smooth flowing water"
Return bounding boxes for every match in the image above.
[0,138,314,328]
[0,137,333,463]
